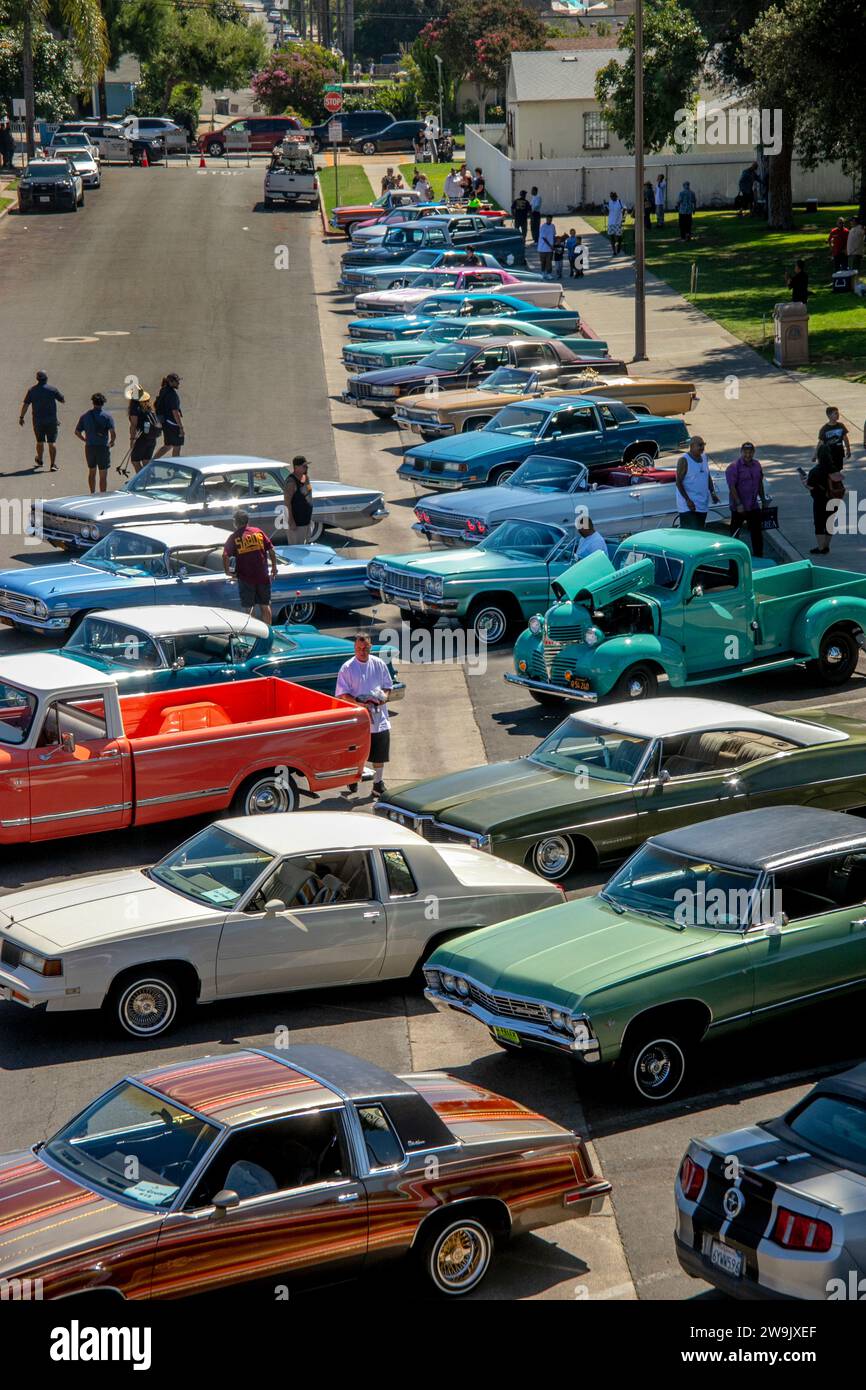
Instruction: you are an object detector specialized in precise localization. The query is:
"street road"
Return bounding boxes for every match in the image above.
[2,165,865,1301]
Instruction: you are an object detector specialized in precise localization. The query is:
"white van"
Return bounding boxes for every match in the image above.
[264,140,318,206]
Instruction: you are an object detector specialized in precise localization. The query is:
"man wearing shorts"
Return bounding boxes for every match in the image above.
[74,393,116,494]
[335,631,395,800]
[223,508,278,624]
[19,370,65,471]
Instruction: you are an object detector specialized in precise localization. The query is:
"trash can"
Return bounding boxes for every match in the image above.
[832,269,857,293]
[773,301,809,366]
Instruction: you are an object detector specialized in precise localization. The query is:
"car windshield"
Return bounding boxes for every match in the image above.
[26,164,71,180]
[477,518,563,559]
[148,824,274,908]
[530,718,651,782]
[403,251,440,267]
[621,548,684,591]
[418,344,477,371]
[507,457,584,492]
[485,406,548,438]
[0,682,38,746]
[64,617,163,669]
[43,1081,220,1210]
[786,1094,866,1168]
[478,368,533,392]
[602,844,760,929]
[84,532,169,578]
[427,321,468,342]
[125,460,197,502]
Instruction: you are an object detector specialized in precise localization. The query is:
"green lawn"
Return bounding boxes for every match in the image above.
[398,162,503,209]
[585,206,865,380]
[317,162,374,220]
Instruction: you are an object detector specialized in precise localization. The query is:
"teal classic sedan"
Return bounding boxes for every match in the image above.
[50,606,404,698]
[346,291,580,341]
[424,806,866,1102]
[342,320,609,371]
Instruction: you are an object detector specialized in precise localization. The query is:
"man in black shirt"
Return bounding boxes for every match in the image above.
[154,373,184,457]
[511,189,530,241]
[19,370,65,471]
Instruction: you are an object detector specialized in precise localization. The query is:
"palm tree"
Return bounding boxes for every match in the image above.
[9,0,109,156]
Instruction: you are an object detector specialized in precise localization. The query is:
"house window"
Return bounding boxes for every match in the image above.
[583,112,609,151]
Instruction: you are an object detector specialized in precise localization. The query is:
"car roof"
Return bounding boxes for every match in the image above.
[26,161,72,171]
[808,1063,866,1105]
[572,698,846,746]
[216,809,424,855]
[90,605,269,640]
[113,521,231,547]
[651,806,866,870]
[142,454,286,476]
[0,652,112,695]
[621,529,744,559]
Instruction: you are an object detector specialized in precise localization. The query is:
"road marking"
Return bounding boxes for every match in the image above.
[93,330,129,336]
[43,335,98,344]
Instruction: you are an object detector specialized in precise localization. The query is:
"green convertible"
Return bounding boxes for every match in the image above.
[376,698,866,880]
[423,805,866,1103]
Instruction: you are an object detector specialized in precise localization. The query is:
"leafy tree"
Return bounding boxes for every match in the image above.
[595,0,705,153]
[0,24,78,122]
[1,0,108,154]
[418,0,546,124]
[738,5,803,229]
[354,0,440,64]
[251,40,340,122]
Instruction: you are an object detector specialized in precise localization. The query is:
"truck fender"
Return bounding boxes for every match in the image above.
[791,596,866,658]
[586,634,685,698]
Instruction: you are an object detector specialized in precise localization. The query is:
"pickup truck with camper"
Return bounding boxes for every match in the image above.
[264,140,318,206]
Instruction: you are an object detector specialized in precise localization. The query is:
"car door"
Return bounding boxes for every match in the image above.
[536,404,602,461]
[164,630,237,685]
[153,1108,367,1296]
[163,544,238,608]
[683,557,753,673]
[27,693,126,839]
[236,467,289,533]
[636,735,748,843]
[216,850,388,996]
[457,342,510,388]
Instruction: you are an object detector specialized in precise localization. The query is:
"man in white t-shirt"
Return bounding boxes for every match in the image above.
[335,632,395,798]
[607,192,625,255]
[443,168,463,201]
[576,515,607,560]
[676,435,719,529]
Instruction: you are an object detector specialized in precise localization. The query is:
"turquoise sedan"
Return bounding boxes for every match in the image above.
[343,318,610,371]
[347,291,580,342]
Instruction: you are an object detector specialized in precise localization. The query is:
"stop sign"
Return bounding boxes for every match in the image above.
[324,91,343,114]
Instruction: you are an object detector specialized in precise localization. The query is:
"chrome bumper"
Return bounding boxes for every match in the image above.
[339,391,396,410]
[504,672,598,703]
[396,418,456,438]
[364,583,458,615]
[424,986,600,1059]
[0,610,73,632]
[396,470,465,491]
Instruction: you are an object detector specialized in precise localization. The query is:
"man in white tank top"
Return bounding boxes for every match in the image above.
[676,435,719,528]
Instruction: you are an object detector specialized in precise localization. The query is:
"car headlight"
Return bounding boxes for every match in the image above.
[423,576,444,598]
[442,973,457,993]
[548,1009,568,1031]
[33,601,48,618]
[370,385,396,397]
[19,949,62,977]
[87,525,100,541]
[569,1017,591,1044]
[528,614,543,635]
[22,599,36,614]
[455,977,470,997]
[367,561,386,583]
[367,357,386,368]
[584,627,601,647]
[78,524,90,537]
[403,455,418,468]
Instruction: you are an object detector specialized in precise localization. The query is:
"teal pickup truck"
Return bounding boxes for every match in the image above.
[508,530,866,704]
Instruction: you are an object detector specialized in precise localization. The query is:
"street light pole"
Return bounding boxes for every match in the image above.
[633,0,647,361]
[435,55,444,146]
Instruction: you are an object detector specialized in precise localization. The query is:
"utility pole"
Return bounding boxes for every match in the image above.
[633,0,647,361]
[344,0,354,69]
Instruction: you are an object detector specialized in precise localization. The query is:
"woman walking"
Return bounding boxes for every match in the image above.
[802,444,845,555]
[127,388,160,474]
[154,373,184,457]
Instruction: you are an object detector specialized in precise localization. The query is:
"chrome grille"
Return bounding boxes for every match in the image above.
[467,981,549,1024]
[39,512,78,535]
[423,508,468,531]
[350,326,389,339]
[0,589,37,615]
[381,568,424,597]
[398,409,438,426]
[547,623,587,642]
[347,382,374,400]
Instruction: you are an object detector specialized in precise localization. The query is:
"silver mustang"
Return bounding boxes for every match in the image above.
[675,1064,866,1299]
[0,812,563,1039]
[31,455,388,551]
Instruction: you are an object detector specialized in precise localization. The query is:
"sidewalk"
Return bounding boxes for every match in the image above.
[533,220,866,561]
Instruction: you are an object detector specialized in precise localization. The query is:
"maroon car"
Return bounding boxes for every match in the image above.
[199,116,304,157]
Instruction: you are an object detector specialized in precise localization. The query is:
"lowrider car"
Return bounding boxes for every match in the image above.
[329,186,421,234]
[354,267,557,316]
[396,366,699,441]
[397,397,689,491]
[342,338,628,417]
[424,806,866,1101]
[346,292,579,341]
[0,812,563,1037]
[0,523,369,633]
[30,454,387,552]
[377,699,866,878]
[675,1063,866,1300]
[350,206,507,248]
[0,1045,609,1297]
[342,321,608,372]
[52,605,404,698]
[338,247,510,294]
[340,219,526,271]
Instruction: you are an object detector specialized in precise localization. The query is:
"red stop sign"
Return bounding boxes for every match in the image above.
[324,91,343,114]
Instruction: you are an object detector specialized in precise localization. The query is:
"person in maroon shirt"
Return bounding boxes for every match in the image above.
[222,508,278,623]
[828,219,849,271]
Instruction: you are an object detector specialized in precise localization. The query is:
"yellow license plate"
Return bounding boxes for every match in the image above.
[570,676,591,691]
[492,1026,520,1046]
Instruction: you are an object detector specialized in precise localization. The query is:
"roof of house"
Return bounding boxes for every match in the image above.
[509,47,623,102]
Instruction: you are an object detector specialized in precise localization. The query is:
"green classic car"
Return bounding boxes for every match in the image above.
[509,530,866,705]
[377,699,866,880]
[424,805,866,1102]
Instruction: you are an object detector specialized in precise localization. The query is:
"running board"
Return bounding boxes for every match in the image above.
[684,655,803,686]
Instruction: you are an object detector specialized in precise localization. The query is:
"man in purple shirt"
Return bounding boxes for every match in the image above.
[725,443,767,558]
[335,631,394,799]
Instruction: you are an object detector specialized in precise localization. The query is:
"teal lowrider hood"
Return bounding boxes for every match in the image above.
[552,552,655,606]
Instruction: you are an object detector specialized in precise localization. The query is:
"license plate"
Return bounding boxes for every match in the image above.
[39,196,50,203]
[570,676,591,691]
[709,1239,742,1278]
[410,423,422,434]
[492,1026,520,1046]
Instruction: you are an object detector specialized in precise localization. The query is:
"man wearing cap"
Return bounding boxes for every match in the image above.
[725,443,767,558]
[19,370,65,471]
[676,435,719,530]
[74,393,116,494]
[282,456,314,545]
[223,508,279,624]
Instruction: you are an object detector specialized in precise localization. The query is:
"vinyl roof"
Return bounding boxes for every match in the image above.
[574,698,846,746]
[90,606,268,640]
[216,810,423,855]
[651,807,866,870]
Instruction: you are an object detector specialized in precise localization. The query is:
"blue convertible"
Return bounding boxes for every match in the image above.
[48,606,403,698]
[346,291,580,341]
[0,523,370,634]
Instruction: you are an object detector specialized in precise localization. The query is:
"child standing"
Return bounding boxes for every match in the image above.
[565,228,584,277]
[553,234,565,279]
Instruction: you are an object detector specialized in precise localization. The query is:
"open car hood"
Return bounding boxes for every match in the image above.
[553,551,655,605]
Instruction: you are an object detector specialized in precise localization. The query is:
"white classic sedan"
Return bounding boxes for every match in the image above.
[0,813,563,1039]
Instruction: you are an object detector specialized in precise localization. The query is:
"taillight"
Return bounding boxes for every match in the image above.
[770,1207,833,1254]
[475,521,487,534]
[679,1154,705,1201]
[466,519,477,532]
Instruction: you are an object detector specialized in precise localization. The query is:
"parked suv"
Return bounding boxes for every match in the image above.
[307,109,394,152]
[122,115,187,152]
[199,115,303,157]
[349,119,426,155]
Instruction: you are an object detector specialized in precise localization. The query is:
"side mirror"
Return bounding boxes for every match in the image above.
[212,1189,240,1213]
[264,897,287,915]
[657,768,671,786]
[762,914,789,935]
[687,584,704,602]
[171,657,185,671]
[61,732,76,754]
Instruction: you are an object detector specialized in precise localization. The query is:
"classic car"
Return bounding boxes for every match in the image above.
[410,452,724,547]
[0,523,370,634]
[52,605,404,699]
[338,248,513,294]
[17,158,83,212]
[0,654,370,846]
[342,321,608,373]
[30,454,387,552]
[675,1062,866,1300]
[398,397,689,491]
[0,1045,609,1297]
[376,699,866,879]
[368,517,622,645]
[0,812,564,1037]
[329,185,419,234]
[354,267,558,316]
[342,337,628,416]
[339,219,526,271]
[508,529,866,705]
[396,366,699,441]
[424,806,866,1102]
[346,292,579,341]
[349,205,507,248]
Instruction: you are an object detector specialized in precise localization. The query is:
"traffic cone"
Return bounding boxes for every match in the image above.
[141,148,149,168]
[199,152,206,170]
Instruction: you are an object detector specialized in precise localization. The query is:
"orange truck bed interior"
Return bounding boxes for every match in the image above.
[120,677,351,740]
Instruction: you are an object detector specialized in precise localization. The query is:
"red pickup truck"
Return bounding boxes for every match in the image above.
[0,655,370,843]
